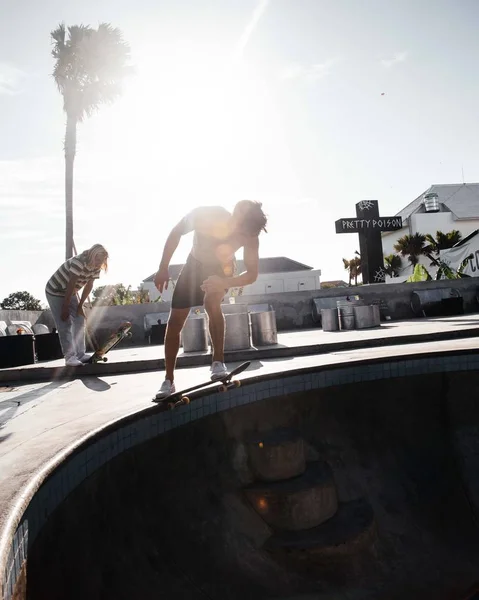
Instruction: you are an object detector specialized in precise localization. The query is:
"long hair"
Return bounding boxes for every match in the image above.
[81,244,109,271]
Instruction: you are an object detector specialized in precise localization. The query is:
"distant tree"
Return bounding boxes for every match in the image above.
[51,22,132,259]
[93,284,149,306]
[383,254,403,278]
[1,291,43,311]
[424,230,462,256]
[342,251,362,286]
[394,233,427,266]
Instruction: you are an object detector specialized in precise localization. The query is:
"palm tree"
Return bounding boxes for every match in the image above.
[51,23,132,259]
[393,233,427,266]
[342,252,362,286]
[424,230,462,256]
[384,254,403,277]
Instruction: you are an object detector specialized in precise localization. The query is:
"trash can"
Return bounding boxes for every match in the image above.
[0,334,36,368]
[250,310,277,346]
[321,308,339,332]
[353,305,380,329]
[337,300,357,330]
[181,316,208,353]
[35,332,63,361]
[224,313,251,351]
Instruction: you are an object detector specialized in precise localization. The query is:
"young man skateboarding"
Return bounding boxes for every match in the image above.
[153,200,267,399]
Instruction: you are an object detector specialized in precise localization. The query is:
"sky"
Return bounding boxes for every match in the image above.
[1,0,479,303]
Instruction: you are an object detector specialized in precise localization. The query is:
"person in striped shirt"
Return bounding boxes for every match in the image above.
[45,244,108,367]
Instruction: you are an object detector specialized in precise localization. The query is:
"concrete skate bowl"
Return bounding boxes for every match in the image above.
[5,352,479,600]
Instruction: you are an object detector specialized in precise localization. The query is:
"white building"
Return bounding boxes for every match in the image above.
[141,257,321,302]
[382,183,479,281]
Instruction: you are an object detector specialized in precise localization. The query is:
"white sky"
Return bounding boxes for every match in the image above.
[1,0,479,303]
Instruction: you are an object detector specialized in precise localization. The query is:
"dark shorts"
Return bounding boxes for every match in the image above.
[171,254,230,309]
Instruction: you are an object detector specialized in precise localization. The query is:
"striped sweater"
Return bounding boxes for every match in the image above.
[46,256,101,297]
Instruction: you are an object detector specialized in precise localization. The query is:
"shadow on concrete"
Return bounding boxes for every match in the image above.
[0,381,67,427]
[80,378,113,392]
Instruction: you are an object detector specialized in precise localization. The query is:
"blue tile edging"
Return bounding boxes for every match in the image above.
[1,349,478,599]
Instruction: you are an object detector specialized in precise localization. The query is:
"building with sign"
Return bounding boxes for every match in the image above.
[382,183,479,281]
[141,257,322,302]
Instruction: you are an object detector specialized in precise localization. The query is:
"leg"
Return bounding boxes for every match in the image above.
[46,292,75,360]
[69,296,86,358]
[164,308,190,382]
[204,292,226,363]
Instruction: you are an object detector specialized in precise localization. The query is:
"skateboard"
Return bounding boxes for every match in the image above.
[88,321,132,363]
[152,361,251,408]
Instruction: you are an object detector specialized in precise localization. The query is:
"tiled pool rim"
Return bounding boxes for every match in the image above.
[1,348,478,599]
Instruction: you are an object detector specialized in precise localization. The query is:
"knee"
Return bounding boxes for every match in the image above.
[204,294,223,316]
[167,310,188,333]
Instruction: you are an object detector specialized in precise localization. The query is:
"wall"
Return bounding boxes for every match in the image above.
[67,278,479,344]
[0,311,44,327]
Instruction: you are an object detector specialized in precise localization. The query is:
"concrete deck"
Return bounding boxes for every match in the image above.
[1,314,479,383]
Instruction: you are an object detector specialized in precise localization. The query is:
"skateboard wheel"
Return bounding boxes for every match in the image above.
[127,332,132,338]
[102,357,108,362]
[181,396,190,405]
[233,380,241,388]
[218,384,227,392]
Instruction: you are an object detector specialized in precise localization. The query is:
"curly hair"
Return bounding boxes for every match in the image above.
[236,200,268,236]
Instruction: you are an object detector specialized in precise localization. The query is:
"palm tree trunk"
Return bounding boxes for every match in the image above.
[64,114,77,259]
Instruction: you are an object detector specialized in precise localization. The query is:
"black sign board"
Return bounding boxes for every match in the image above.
[334,201,403,284]
[335,216,402,234]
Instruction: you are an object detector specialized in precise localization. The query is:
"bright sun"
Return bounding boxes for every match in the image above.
[84,38,286,216]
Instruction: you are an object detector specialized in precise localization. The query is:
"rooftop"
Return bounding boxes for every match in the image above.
[143,256,314,282]
[396,183,479,223]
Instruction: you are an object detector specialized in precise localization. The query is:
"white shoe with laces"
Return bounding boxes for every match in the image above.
[155,379,176,400]
[77,353,92,363]
[210,361,228,381]
[65,356,83,367]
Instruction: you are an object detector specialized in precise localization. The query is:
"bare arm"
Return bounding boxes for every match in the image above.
[159,224,184,271]
[154,220,189,292]
[225,237,260,288]
[78,279,94,307]
[63,274,80,308]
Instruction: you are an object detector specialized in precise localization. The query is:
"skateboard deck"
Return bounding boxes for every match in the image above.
[88,321,132,363]
[152,361,251,408]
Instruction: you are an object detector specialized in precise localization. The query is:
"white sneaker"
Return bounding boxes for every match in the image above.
[154,379,176,400]
[65,356,83,367]
[210,361,228,381]
[77,354,92,363]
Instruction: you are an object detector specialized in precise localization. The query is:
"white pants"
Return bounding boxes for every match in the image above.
[45,292,86,360]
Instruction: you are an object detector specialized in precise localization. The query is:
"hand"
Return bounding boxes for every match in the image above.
[154,267,170,293]
[61,305,70,322]
[77,305,86,319]
[201,275,227,294]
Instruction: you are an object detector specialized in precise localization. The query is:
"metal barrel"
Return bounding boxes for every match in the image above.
[320,308,339,331]
[181,316,208,353]
[250,310,278,346]
[353,305,381,329]
[224,313,251,351]
[337,300,357,330]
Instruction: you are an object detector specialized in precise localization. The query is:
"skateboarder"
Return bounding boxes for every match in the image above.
[45,244,109,366]
[153,200,267,399]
